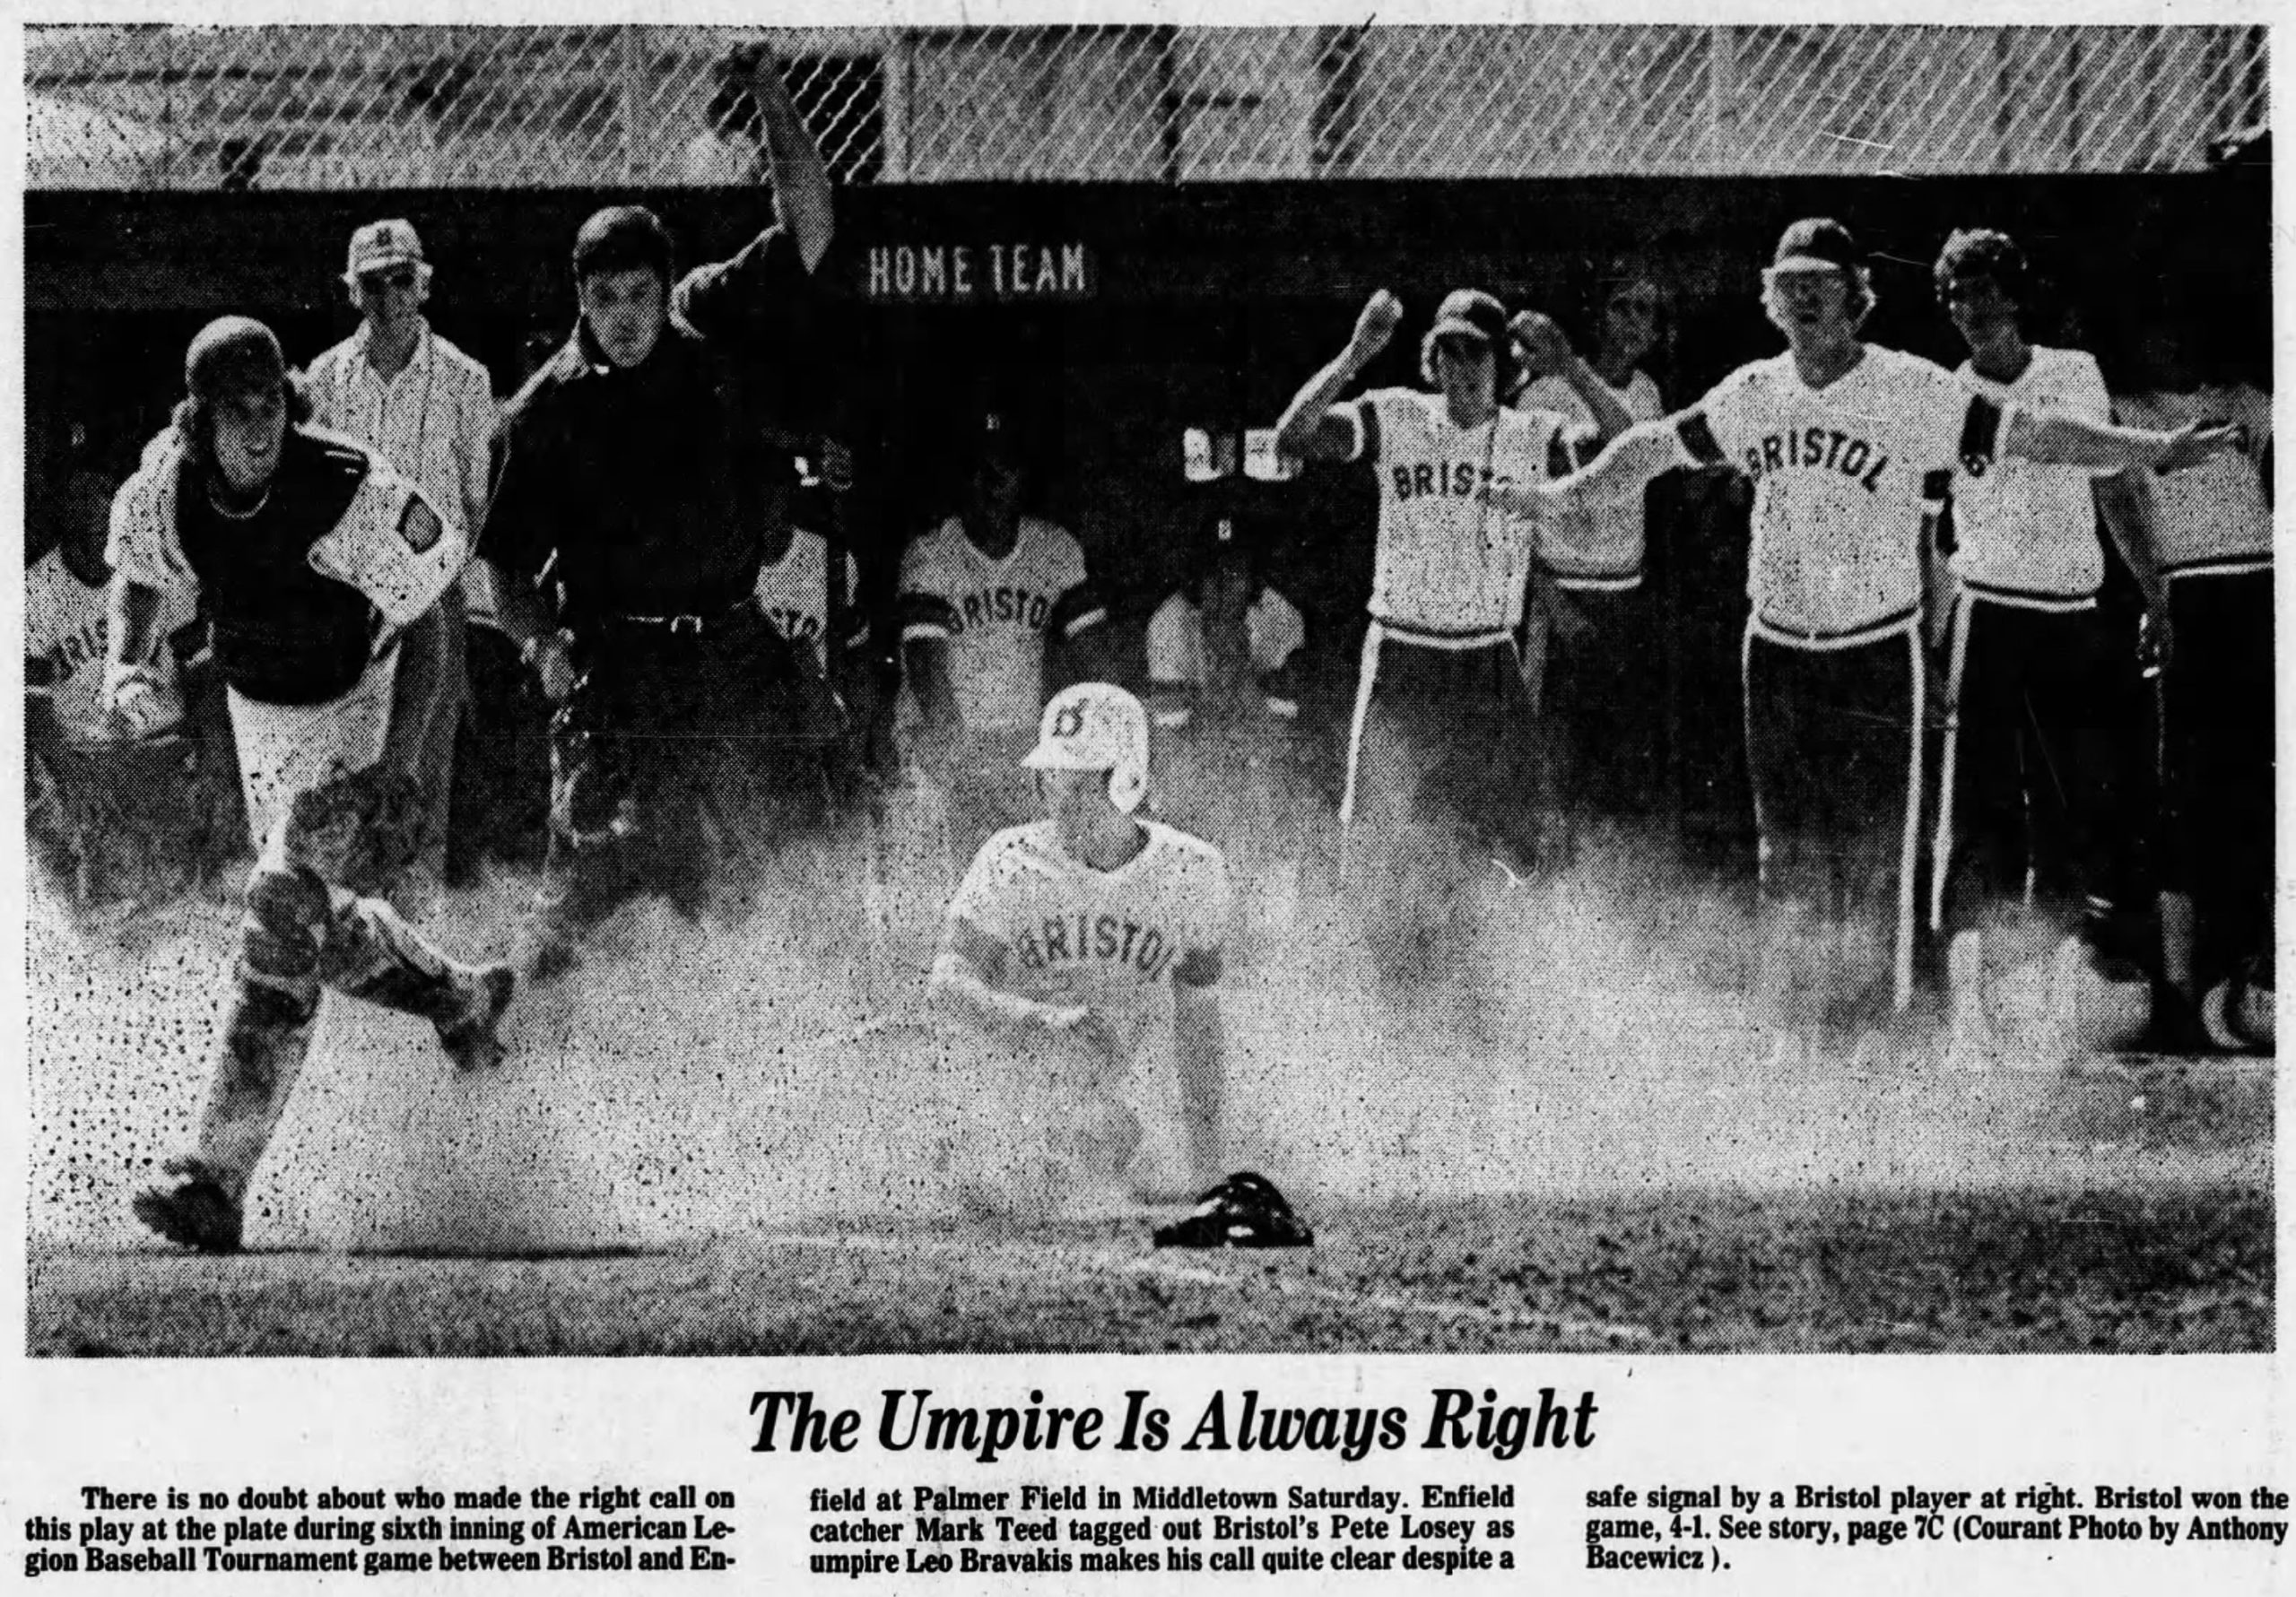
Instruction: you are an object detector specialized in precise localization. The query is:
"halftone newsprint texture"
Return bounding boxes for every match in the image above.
[17,6,2274,1355]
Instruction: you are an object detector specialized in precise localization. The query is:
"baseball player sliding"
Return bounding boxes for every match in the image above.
[929,683,1233,1204]
[1273,287,1620,988]
[1499,217,2244,1065]
[105,317,515,1253]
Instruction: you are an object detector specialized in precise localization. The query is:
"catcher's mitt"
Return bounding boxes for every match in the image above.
[1153,1170,1314,1249]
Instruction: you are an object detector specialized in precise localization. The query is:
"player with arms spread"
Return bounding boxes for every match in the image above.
[106,317,514,1253]
[930,684,1232,1204]
[1274,287,1619,987]
[1502,218,2241,1063]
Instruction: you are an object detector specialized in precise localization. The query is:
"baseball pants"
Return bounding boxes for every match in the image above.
[185,760,500,1203]
[1340,626,1546,982]
[1929,595,2135,938]
[1744,623,1925,1026]
[526,609,847,962]
[2159,568,2274,984]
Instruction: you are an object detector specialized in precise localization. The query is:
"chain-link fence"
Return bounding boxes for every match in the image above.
[28,22,2266,191]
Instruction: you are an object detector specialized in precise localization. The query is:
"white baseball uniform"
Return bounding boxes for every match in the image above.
[2112,384,2272,578]
[898,515,1109,855]
[755,526,865,671]
[1520,369,1664,590]
[1929,346,2126,938]
[1673,343,2012,1010]
[948,817,1231,1159]
[25,547,117,747]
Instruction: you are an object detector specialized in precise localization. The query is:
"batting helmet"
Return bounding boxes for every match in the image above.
[1023,682,1151,815]
[185,317,286,403]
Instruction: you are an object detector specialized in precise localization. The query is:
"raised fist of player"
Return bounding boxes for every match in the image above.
[1509,309,1574,378]
[1350,291,1405,360]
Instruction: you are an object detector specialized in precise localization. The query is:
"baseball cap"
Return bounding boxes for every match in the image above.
[185,317,286,401]
[1770,218,1863,274]
[1427,288,1509,347]
[572,205,674,282]
[344,218,425,282]
[1023,683,1152,812]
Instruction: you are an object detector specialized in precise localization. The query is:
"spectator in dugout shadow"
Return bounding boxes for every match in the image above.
[1513,259,1674,846]
[898,403,1118,865]
[446,326,564,885]
[486,48,856,981]
[1145,487,1313,952]
[2113,312,2274,1055]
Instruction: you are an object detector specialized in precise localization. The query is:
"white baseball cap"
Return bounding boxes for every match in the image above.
[345,218,427,282]
[1023,682,1151,812]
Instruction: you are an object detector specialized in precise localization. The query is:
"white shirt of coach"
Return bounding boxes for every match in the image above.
[306,321,497,611]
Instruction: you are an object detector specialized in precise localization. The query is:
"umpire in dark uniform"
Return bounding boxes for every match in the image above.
[488,48,848,979]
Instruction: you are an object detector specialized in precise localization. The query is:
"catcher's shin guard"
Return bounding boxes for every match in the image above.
[187,976,323,1205]
[326,895,516,1072]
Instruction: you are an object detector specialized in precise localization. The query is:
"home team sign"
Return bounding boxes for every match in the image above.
[863,241,1097,302]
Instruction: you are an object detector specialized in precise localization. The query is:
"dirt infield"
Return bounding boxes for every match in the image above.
[24,872,2274,1358]
[29,1174,2272,1356]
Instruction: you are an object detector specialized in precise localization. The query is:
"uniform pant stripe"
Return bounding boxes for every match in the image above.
[1926,588,1974,934]
[1894,626,1927,1013]
[1337,623,1387,831]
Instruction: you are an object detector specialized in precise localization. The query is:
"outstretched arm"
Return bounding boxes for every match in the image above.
[2005,408,2242,474]
[1483,417,1684,518]
[751,50,833,273]
[1274,290,1404,464]
[2092,467,2173,660]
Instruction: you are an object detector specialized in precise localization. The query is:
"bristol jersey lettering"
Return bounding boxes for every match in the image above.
[1012,910,1182,981]
[952,586,1054,634]
[36,618,106,682]
[1390,460,1519,501]
[763,607,823,643]
[1741,426,1891,492]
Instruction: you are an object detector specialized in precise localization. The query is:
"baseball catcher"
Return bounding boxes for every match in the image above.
[106,317,516,1254]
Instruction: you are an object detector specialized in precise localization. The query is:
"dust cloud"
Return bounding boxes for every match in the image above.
[28,804,2163,1257]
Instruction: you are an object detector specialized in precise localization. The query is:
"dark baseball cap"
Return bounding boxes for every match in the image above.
[572,204,674,282]
[1770,218,1863,274]
[1427,288,1509,347]
[185,317,286,401]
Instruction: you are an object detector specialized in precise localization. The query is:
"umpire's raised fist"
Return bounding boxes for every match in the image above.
[1351,290,1404,358]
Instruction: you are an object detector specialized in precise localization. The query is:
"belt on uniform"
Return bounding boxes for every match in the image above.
[602,601,759,636]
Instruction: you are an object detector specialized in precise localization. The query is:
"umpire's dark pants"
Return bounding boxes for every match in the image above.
[1744,621,1925,1022]
[2160,568,2274,984]
[1341,622,1544,983]
[529,606,845,957]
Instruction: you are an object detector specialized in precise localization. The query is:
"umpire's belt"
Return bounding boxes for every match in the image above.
[599,600,761,637]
